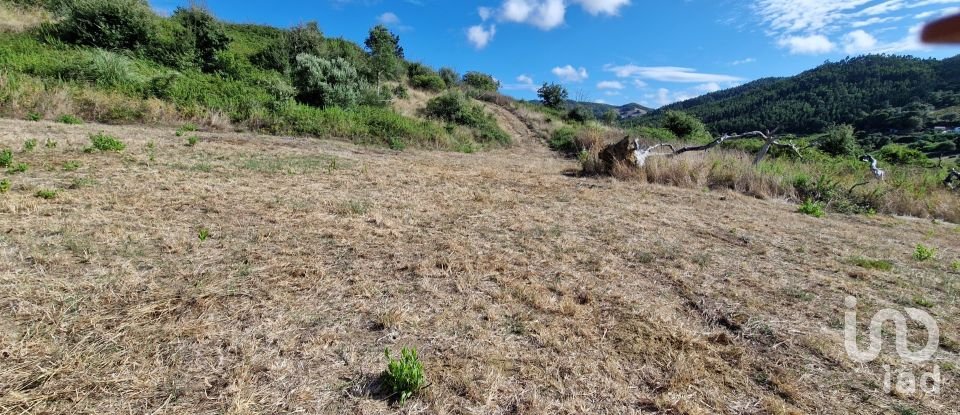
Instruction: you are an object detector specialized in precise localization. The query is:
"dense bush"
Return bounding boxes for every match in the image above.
[566,106,594,124]
[411,74,445,92]
[423,91,509,144]
[549,126,577,153]
[817,124,860,157]
[438,67,458,88]
[292,54,384,108]
[172,6,230,72]
[462,71,499,92]
[662,110,708,140]
[54,0,157,51]
[878,144,930,166]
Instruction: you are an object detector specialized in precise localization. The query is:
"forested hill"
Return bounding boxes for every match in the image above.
[637,55,960,135]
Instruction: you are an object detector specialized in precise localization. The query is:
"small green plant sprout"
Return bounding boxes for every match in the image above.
[7,163,28,174]
[383,347,425,404]
[186,136,199,147]
[198,227,210,241]
[0,179,10,193]
[57,114,83,125]
[914,244,936,262]
[797,199,825,218]
[45,139,57,149]
[0,149,12,167]
[34,189,57,200]
[23,139,37,152]
[86,133,125,152]
[63,160,81,171]
[27,112,41,121]
[952,261,960,272]
[176,123,198,137]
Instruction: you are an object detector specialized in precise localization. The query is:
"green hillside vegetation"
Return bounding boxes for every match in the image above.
[634,55,960,157]
[0,0,508,151]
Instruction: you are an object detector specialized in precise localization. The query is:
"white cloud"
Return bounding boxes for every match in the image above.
[504,74,539,91]
[603,64,743,83]
[552,65,589,82]
[842,29,878,53]
[633,79,648,88]
[377,12,400,25]
[467,24,497,49]
[778,34,836,54]
[695,82,722,93]
[752,0,960,55]
[501,0,566,30]
[479,6,494,21]
[572,0,631,15]
[731,57,756,65]
[597,80,624,89]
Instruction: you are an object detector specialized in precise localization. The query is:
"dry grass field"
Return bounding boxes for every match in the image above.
[1,118,959,414]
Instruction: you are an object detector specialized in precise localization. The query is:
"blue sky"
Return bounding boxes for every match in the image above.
[150,0,960,108]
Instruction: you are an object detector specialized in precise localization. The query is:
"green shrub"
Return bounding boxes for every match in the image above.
[462,71,499,92]
[383,347,425,404]
[35,189,57,199]
[0,150,13,168]
[952,261,959,272]
[410,73,445,92]
[23,139,37,152]
[27,112,42,121]
[817,124,859,157]
[393,84,409,99]
[172,6,230,72]
[566,106,595,124]
[438,67,458,88]
[797,199,825,217]
[7,163,28,174]
[186,136,199,147]
[0,179,10,193]
[549,126,578,153]
[914,244,935,261]
[54,0,158,51]
[58,114,83,124]
[176,123,198,136]
[662,110,709,141]
[45,139,57,149]
[879,144,929,166]
[87,132,125,152]
[423,91,509,144]
[81,49,143,90]
[293,54,382,108]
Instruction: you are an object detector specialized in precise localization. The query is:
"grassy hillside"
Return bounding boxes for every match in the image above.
[0,0,508,152]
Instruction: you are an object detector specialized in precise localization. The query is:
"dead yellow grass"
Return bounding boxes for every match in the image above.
[0,4,50,33]
[0,119,958,414]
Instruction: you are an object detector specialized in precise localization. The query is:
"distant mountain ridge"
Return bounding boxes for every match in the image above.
[632,54,960,136]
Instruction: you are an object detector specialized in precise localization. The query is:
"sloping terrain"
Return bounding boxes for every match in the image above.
[0,119,958,414]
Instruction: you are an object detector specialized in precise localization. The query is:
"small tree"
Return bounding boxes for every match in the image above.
[365,24,404,83]
[662,110,708,140]
[172,6,230,72]
[462,71,499,92]
[817,124,860,157]
[537,83,567,110]
[55,0,157,50]
[603,109,619,125]
[439,67,459,88]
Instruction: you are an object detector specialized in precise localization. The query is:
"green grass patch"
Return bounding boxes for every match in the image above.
[7,162,27,174]
[57,114,84,125]
[22,138,37,152]
[185,135,199,147]
[0,178,10,193]
[850,257,894,271]
[63,160,81,171]
[0,149,12,167]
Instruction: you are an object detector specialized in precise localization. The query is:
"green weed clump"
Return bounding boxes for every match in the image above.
[7,163,28,174]
[198,227,210,241]
[35,189,57,199]
[87,133,125,152]
[45,139,57,149]
[851,257,893,271]
[27,112,42,121]
[186,136,199,147]
[914,244,935,262]
[23,139,37,152]
[58,114,84,125]
[0,149,12,167]
[176,123,198,136]
[797,199,825,218]
[383,347,425,404]
[0,179,10,193]
[63,160,81,171]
